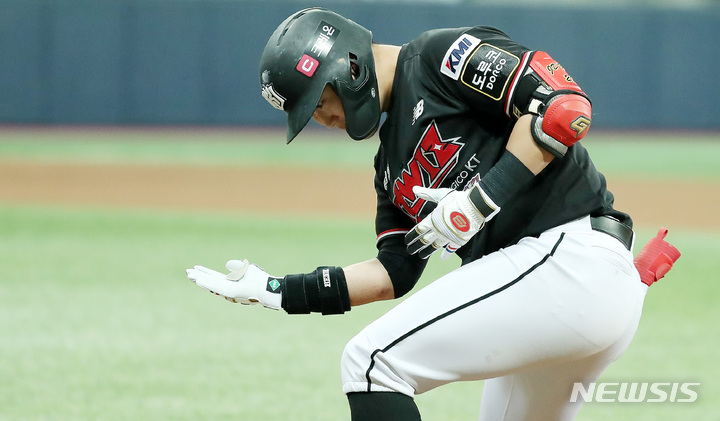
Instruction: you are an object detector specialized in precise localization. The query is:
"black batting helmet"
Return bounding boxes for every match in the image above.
[259,8,381,143]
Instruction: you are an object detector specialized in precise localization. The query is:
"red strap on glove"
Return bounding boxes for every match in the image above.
[633,227,681,286]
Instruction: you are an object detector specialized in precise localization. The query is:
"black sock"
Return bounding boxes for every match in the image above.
[347,392,421,421]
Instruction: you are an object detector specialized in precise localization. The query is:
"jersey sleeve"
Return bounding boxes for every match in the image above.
[425,26,534,121]
[372,147,428,297]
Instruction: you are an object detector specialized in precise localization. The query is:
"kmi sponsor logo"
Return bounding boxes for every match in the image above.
[440,34,481,80]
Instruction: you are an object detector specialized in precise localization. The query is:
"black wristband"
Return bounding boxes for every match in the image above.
[281,267,351,315]
[282,273,311,314]
[477,150,535,208]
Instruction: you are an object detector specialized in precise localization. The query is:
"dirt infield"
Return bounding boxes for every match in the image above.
[1,159,717,230]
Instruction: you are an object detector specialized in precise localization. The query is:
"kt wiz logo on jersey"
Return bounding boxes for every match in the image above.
[393,121,464,220]
[440,34,481,80]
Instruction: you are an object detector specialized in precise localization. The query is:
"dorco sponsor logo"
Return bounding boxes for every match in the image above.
[570,382,700,403]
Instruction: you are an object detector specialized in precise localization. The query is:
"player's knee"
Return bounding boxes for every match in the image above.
[341,331,415,396]
[340,336,370,386]
[341,333,373,391]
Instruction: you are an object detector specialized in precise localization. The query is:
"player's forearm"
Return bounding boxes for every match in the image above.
[343,258,395,306]
[463,114,551,218]
[506,114,555,175]
[187,256,397,315]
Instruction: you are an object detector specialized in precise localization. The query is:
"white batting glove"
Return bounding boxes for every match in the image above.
[405,184,500,259]
[186,259,283,310]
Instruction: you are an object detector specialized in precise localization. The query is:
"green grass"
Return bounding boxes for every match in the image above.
[1,128,719,179]
[1,129,718,420]
[0,127,379,170]
[582,133,720,181]
[0,205,456,420]
[1,206,716,420]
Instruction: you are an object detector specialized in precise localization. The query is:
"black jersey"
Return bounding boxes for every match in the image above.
[374,26,630,265]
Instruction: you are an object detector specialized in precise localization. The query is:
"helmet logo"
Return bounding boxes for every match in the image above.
[261,83,286,111]
[309,22,339,58]
[296,54,319,77]
[294,21,340,78]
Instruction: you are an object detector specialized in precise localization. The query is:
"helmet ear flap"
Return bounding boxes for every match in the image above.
[336,47,380,140]
[336,69,379,140]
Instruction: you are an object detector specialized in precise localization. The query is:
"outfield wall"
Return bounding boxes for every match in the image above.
[1,0,719,129]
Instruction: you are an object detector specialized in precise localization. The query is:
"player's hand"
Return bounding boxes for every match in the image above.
[186,259,283,310]
[404,184,499,259]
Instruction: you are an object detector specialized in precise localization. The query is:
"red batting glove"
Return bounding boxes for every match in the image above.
[633,227,681,286]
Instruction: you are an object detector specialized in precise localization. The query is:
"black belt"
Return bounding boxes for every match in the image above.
[590,216,634,250]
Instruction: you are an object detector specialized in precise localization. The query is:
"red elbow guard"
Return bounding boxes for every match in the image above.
[531,93,592,157]
[542,93,592,146]
[526,51,592,157]
[633,228,682,286]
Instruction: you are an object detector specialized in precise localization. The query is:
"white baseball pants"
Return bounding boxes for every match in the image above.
[341,216,647,420]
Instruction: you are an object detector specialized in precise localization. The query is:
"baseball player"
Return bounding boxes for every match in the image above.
[187,8,679,420]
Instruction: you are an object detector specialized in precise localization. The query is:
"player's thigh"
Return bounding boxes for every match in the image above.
[341,245,541,395]
[342,226,644,396]
[478,361,596,421]
[478,327,641,421]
